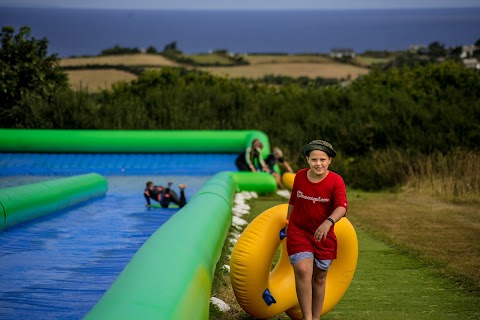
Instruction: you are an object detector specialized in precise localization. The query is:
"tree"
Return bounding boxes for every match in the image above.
[146,45,157,54]
[0,26,68,127]
[474,38,480,58]
[427,41,447,60]
[100,44,141,55]
[163,41,179,52]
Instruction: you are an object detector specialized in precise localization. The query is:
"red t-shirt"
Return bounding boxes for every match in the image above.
[287,168,348,259]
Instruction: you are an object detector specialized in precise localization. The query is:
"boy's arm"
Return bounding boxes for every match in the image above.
[284,161,293,172]
[244,147,255,171]
[257,149,270,173]
[144,190,151,206]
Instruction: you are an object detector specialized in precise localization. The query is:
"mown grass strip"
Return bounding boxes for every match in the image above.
[328,227,480,320]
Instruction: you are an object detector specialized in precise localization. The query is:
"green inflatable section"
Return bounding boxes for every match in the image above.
[231,171,278,193]
[0,173,108,230]
[85,171,276,320]
[0,129,271,157]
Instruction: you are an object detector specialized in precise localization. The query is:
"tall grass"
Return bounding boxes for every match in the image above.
[364,148,480,203]
[406,149,480,203]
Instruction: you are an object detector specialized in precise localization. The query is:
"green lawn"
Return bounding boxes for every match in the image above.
[326,227,480,319]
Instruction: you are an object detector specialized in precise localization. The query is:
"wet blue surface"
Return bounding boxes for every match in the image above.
[0,153,235,319]
[0,153,237,176]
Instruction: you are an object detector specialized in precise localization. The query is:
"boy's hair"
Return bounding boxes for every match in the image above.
[146,181,154,188]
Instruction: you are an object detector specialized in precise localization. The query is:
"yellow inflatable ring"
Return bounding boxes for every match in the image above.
[230,204,358,319]
[281,172,296,190]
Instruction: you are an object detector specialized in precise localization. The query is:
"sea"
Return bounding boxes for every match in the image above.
[1,7,479,57]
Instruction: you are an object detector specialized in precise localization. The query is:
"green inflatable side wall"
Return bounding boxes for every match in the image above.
[0,173,108,230]
[0,129,271,157]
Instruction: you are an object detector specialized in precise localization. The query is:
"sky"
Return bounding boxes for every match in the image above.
[1,0,480,10]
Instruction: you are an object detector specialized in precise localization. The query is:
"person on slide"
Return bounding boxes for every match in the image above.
[144,181,188,208]
[235,138,270,173]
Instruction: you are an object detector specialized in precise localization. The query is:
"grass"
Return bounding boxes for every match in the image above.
[210,189,480,319]
[405,149,480,204]
[188,53,237,65]
[347,189,480,293]
[329,228,480,320]
[354,56,393,67]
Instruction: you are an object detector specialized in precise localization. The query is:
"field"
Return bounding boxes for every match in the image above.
[66,69,138,91]
[200,62,368,80]
[60,53,180,67]
[61,53,370,91]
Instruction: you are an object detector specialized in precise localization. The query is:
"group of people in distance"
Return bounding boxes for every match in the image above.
[144,137,347,320]
[144,138,293,209]
[234,138,293,189]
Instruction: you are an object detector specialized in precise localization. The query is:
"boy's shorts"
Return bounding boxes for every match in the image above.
[289,251,333,271]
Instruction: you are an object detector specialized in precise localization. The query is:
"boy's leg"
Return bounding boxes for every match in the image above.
[292,257,314,320]
[178,184,187,208]
[160,182,173,208]
[312,259,332,319]
[312,267,328,319]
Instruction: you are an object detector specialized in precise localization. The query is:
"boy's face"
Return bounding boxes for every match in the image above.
[307,150,331,176]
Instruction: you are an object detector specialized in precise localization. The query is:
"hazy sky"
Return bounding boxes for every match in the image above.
[1,0,480,10]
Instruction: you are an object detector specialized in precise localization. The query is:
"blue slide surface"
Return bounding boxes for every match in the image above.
[0,153,237,319]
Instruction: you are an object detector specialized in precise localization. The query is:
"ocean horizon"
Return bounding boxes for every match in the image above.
[1,7,479,57]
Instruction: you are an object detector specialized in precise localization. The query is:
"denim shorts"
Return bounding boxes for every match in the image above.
[289,251,333,271]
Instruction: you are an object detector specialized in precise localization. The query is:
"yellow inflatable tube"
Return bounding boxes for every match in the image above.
[230,204,358,319]
[282,172,296,190]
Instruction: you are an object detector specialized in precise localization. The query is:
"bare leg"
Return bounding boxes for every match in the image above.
[312,267,328,319]
[293,258,314,320]
[273,172,285,189]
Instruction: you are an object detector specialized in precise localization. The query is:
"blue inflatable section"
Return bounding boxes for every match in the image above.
[0,153,237,319]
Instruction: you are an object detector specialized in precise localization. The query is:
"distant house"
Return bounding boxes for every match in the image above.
[463,58,480,70]
[330,48,355,59]
[409,44,427,54]
[460,45,478,59]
